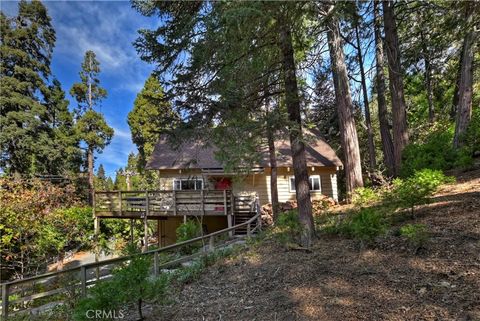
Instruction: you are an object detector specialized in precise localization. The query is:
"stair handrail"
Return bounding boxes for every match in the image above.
[0,210,261,319]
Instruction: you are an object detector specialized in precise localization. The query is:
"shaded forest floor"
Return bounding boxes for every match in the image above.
[146,169,480,321]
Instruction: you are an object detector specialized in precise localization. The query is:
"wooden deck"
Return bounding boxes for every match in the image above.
[94,190,235,218]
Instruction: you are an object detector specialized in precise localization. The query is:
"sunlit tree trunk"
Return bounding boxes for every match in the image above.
[278,16,314,247]
[374,0,395,177]
[453,7,475,149]
[354,23,376,171]
[87,146,94,205]
[420,30,435,123]
[382,0,408,175]
[326,7,364,197]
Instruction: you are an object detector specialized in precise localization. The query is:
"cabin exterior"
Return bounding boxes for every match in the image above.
[94,130,342,247]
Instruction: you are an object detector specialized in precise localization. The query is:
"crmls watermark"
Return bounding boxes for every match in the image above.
[86,309,125,319]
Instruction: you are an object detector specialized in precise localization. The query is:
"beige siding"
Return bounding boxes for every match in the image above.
[157,167,339,205]
[265,167,337,204]
[158,169,212,190]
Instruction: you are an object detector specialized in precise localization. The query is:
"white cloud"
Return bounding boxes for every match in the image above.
[111,126,132,140]
[48,1,154,75]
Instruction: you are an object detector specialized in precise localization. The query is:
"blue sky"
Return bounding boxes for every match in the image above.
[2,0,158,178]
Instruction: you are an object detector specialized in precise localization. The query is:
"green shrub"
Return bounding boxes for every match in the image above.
[400,126,459,177]
[275,210,302,245]
[176,219,202,254]
[348,208,388,242]
[352,187,381,206]
[321,208,388,243]
[400,223,429,250]
[392,169,454,215]
[74,252,168,321]
[462,107,480,152]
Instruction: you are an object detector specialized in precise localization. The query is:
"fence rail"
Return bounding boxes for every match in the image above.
[95,189,234,217]
[0,205,261,319]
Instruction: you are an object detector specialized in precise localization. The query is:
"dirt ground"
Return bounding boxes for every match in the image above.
[147,169,480,321]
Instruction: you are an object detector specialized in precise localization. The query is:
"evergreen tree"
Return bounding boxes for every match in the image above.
[373,0,395,177]
[70,51,114,204]
[383,0,409,175]
[41,79,82,174]
[134,1,317,245]
[322,2,364,196]
[127,74,177,169]
[453,2,478,148]
[95,164,107,190]
[0,1,55,174]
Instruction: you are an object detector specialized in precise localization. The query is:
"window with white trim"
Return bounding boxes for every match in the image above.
[289,175,321,193]
[173,178,203,190]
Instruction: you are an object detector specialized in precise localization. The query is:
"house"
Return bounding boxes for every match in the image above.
[94,129,342,246]
[147,129,343,204]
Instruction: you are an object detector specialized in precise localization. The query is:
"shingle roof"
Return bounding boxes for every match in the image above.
[146,129,343,170]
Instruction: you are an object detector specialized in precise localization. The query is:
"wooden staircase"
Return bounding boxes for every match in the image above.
[233,195,258,235]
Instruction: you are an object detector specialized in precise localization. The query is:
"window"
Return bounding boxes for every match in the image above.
[289,175,321,193]
[173,178,203,190]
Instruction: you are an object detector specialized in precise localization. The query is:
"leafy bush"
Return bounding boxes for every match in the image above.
[0,177,92,279]
[401,127,459,177]
[275,210,302,245]
[456,107,480,168]
[348,208,388,242]
[176,219,202,254]
[392,169,454,215]
[74,252,168,321]
[352,187,381,206]
[322,208,388,244]
[400,223,429,249]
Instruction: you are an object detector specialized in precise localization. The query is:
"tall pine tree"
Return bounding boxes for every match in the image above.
[70,51,113,204]
[127,74,177,169]
[1,1,55,174]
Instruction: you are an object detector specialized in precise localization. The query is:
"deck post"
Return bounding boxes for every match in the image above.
[94,216,100,280]
[209,235,215,251]
[247,222,251,238]
[157,220,161,248]
[2,283,9,319]
[172,190,177,216]
[118,191,122,214]
[227,214,233,237]
[201,189,205,215]
[223,190,227,215]
[143,192,149,252]
[80,266,87,297]
[229,191,235,237]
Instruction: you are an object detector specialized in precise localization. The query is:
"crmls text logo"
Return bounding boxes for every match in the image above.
[86,310,125,319]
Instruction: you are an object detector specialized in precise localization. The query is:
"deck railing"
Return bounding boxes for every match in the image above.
[0,206,261,319]
[94,189,234,217]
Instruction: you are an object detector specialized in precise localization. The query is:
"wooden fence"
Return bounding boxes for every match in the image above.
[0,206,261,319]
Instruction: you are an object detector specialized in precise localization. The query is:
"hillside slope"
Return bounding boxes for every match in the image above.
[152,170,480,321]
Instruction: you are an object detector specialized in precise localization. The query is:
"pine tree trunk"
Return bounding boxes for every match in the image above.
[453,8,475,149]
[267,127,280,222]
[355,23,376,171]
[374,0,395,177]
[382,0,409,175]
[278,17,314,247]
[421,30,435,123]
[326,9,364,197]
[87,146,94,206]
[451,46,464,119]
